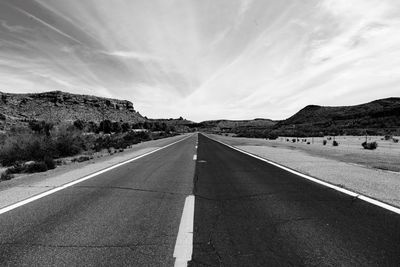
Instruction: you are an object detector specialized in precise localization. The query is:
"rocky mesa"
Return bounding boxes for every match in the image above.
[0,91,145,129]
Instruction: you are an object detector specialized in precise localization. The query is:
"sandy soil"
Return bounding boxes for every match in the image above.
[209,134,400,208]
[217,135,400,172]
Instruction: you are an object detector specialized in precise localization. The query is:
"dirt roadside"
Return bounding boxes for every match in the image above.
[0,134,191,209]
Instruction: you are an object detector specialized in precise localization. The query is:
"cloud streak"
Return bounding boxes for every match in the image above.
[5,2,83,44]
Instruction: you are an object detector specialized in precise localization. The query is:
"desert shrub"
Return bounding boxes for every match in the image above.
[143,121,151,129]
[9,125,31,134]
[54,130,84,157]
[94,134,129,151]
[151,131,177,140]
[266,133,279,140]
[29,120,53,136]
[26,161,48,173]
[26,139,49,160]
[332,140,339,146]
[307,142,310,144]
[6,162,26,174]
[0,133,6,145]
[55,159,64,165]
[99,120,112,134]
[44,156,56,170]
[28,120,43,132]
[112,122,122,133]
[86,121,99,133]
[362,141,378,150]
[1,126,89,165]
[124,131,150,143]
[393,138,399,143]
[323,140,327,145]
[121,122,131,133]
[73,119,85,130]
[0,134,51,166]
[72,155,91,163]
[384,135,392,141]
[0,170,13,180]
[0,113,6,121]
[0,139,25,166]
[93,135,111,152]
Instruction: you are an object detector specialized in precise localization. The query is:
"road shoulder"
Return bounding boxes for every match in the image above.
[207,134,400,208]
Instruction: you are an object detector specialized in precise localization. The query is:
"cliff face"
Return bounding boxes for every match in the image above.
[0,91,145,127]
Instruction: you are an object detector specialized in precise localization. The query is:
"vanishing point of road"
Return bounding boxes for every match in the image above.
[0,133,399,266]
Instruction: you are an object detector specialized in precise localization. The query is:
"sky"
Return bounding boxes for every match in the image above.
[0,0,399,121]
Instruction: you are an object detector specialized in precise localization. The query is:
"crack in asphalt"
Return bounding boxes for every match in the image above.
[71,185,186,196]
[0,242,169,249]
[194,192,286,202]
[16,185,57,188]
[193,173,199,195]
[189,258,214,266]
[207,210,224,266]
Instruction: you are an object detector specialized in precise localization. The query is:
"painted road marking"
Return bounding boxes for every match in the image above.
[208,135,400,215]
[193,154,197,160]
[0,135,194,216]
[174,195,195,267]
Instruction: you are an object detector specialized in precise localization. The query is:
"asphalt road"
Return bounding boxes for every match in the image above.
[0,135,196,266]
[190,134,400,266]
[0,133,399,266]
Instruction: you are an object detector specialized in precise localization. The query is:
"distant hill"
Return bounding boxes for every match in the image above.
[2,91,398,136]
[0,91,145,129]
[198,119,277,137]
[196,98,400,137]
[273,97,400,136]
[148,117,195,132]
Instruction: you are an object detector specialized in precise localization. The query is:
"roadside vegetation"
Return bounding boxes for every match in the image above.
[0,119,177,180]
[362,141,378,150]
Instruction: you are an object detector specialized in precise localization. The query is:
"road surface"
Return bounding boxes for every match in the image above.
[190,134,400,266]
[0,135,196,266]
[0,133,399,266]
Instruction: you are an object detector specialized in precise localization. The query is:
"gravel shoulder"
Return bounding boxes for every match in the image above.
[208,134,400,208]
[0,134,191,209]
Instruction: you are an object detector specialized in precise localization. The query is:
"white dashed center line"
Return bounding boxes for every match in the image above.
[174,195,195,267]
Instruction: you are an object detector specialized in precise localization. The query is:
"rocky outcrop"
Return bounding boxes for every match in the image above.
[0,91,145,127]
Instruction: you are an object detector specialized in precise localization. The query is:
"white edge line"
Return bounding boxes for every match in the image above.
[0,134,194,216]
[206,135,400,215]
[174,195,195,267]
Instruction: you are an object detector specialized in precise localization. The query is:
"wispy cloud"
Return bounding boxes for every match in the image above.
[7,2,82,44]
[0,19,29,33]
[0,0,399,121]
[102,50,163,62]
